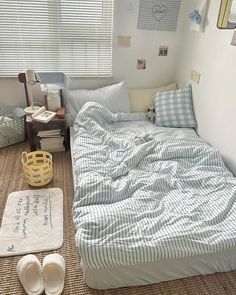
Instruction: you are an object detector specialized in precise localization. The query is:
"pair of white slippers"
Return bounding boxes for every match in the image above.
[17,253,65,295]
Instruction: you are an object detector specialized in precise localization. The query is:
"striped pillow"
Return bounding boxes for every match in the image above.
[65,81,130,125]
[154,84,197,128]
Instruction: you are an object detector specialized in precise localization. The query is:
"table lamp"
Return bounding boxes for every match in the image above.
[24,69,41,115]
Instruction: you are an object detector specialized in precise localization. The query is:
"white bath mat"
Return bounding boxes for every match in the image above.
[0,188,63,257]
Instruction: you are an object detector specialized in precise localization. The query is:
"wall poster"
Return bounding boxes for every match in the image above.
[137,0,182,31]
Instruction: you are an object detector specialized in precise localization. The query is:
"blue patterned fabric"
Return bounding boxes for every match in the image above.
[72,103,236,270]
[154,84,197,128]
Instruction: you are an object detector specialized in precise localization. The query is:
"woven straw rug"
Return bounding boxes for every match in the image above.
[1,142,236,295]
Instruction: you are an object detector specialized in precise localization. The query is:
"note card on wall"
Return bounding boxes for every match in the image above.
[137,0,182,31]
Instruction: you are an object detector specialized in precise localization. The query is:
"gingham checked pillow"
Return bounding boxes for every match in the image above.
[154,84,197,128]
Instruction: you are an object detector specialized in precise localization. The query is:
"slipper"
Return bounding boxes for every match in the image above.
[17,254,44,295]
[42,254,65,295]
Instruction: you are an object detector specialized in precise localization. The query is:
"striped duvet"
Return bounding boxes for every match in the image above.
[72,102,236,270]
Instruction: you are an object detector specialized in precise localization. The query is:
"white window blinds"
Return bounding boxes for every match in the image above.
[0,0,113,77]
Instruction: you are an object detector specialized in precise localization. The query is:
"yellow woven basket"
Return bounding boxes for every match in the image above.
[22,151,53,187]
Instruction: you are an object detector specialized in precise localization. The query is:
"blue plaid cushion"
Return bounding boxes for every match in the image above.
[154,84,197,128]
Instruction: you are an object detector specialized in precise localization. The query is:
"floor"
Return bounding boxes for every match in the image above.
[1,141,236,295]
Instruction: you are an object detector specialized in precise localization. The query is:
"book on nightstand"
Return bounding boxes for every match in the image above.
[32,106,56,123]
[37,129,62,137]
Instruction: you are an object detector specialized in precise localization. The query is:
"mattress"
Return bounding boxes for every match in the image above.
[70,103,236,289]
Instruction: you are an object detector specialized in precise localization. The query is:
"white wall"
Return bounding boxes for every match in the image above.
[176,0,236,174]
[112,0,183,88]
[0,0,184,107]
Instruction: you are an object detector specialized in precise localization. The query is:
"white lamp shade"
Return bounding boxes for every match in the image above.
[26,69,37,85]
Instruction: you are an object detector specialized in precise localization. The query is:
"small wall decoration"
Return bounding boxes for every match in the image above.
[117,36,131,48]
[137,0,182,31]
[137,59,146,70]
[189,0,208,32]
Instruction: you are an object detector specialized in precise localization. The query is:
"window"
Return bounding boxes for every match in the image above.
[0,0,113,77]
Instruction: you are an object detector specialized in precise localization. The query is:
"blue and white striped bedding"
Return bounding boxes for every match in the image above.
[72,102,236,270]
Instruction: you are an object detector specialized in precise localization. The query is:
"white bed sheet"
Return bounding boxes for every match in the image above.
[83,248,236,289]
[70,126,236,290]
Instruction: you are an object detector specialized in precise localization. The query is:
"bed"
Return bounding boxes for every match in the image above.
[70,101,236,289]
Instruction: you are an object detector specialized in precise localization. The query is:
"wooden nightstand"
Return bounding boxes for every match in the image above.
[18,72,68,152]
[26,113,68,152]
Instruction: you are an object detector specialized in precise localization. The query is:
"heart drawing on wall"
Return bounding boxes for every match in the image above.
[152,5,168,22]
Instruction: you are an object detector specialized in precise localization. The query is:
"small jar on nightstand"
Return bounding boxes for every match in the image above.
[47,90,61,111]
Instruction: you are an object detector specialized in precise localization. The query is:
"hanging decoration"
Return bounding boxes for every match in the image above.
[189,0,208,32]
[137,0,182,31]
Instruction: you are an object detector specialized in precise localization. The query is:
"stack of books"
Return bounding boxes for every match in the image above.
[37,129,65,152]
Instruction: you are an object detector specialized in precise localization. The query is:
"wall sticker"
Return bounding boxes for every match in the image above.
[137,59,146,70]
